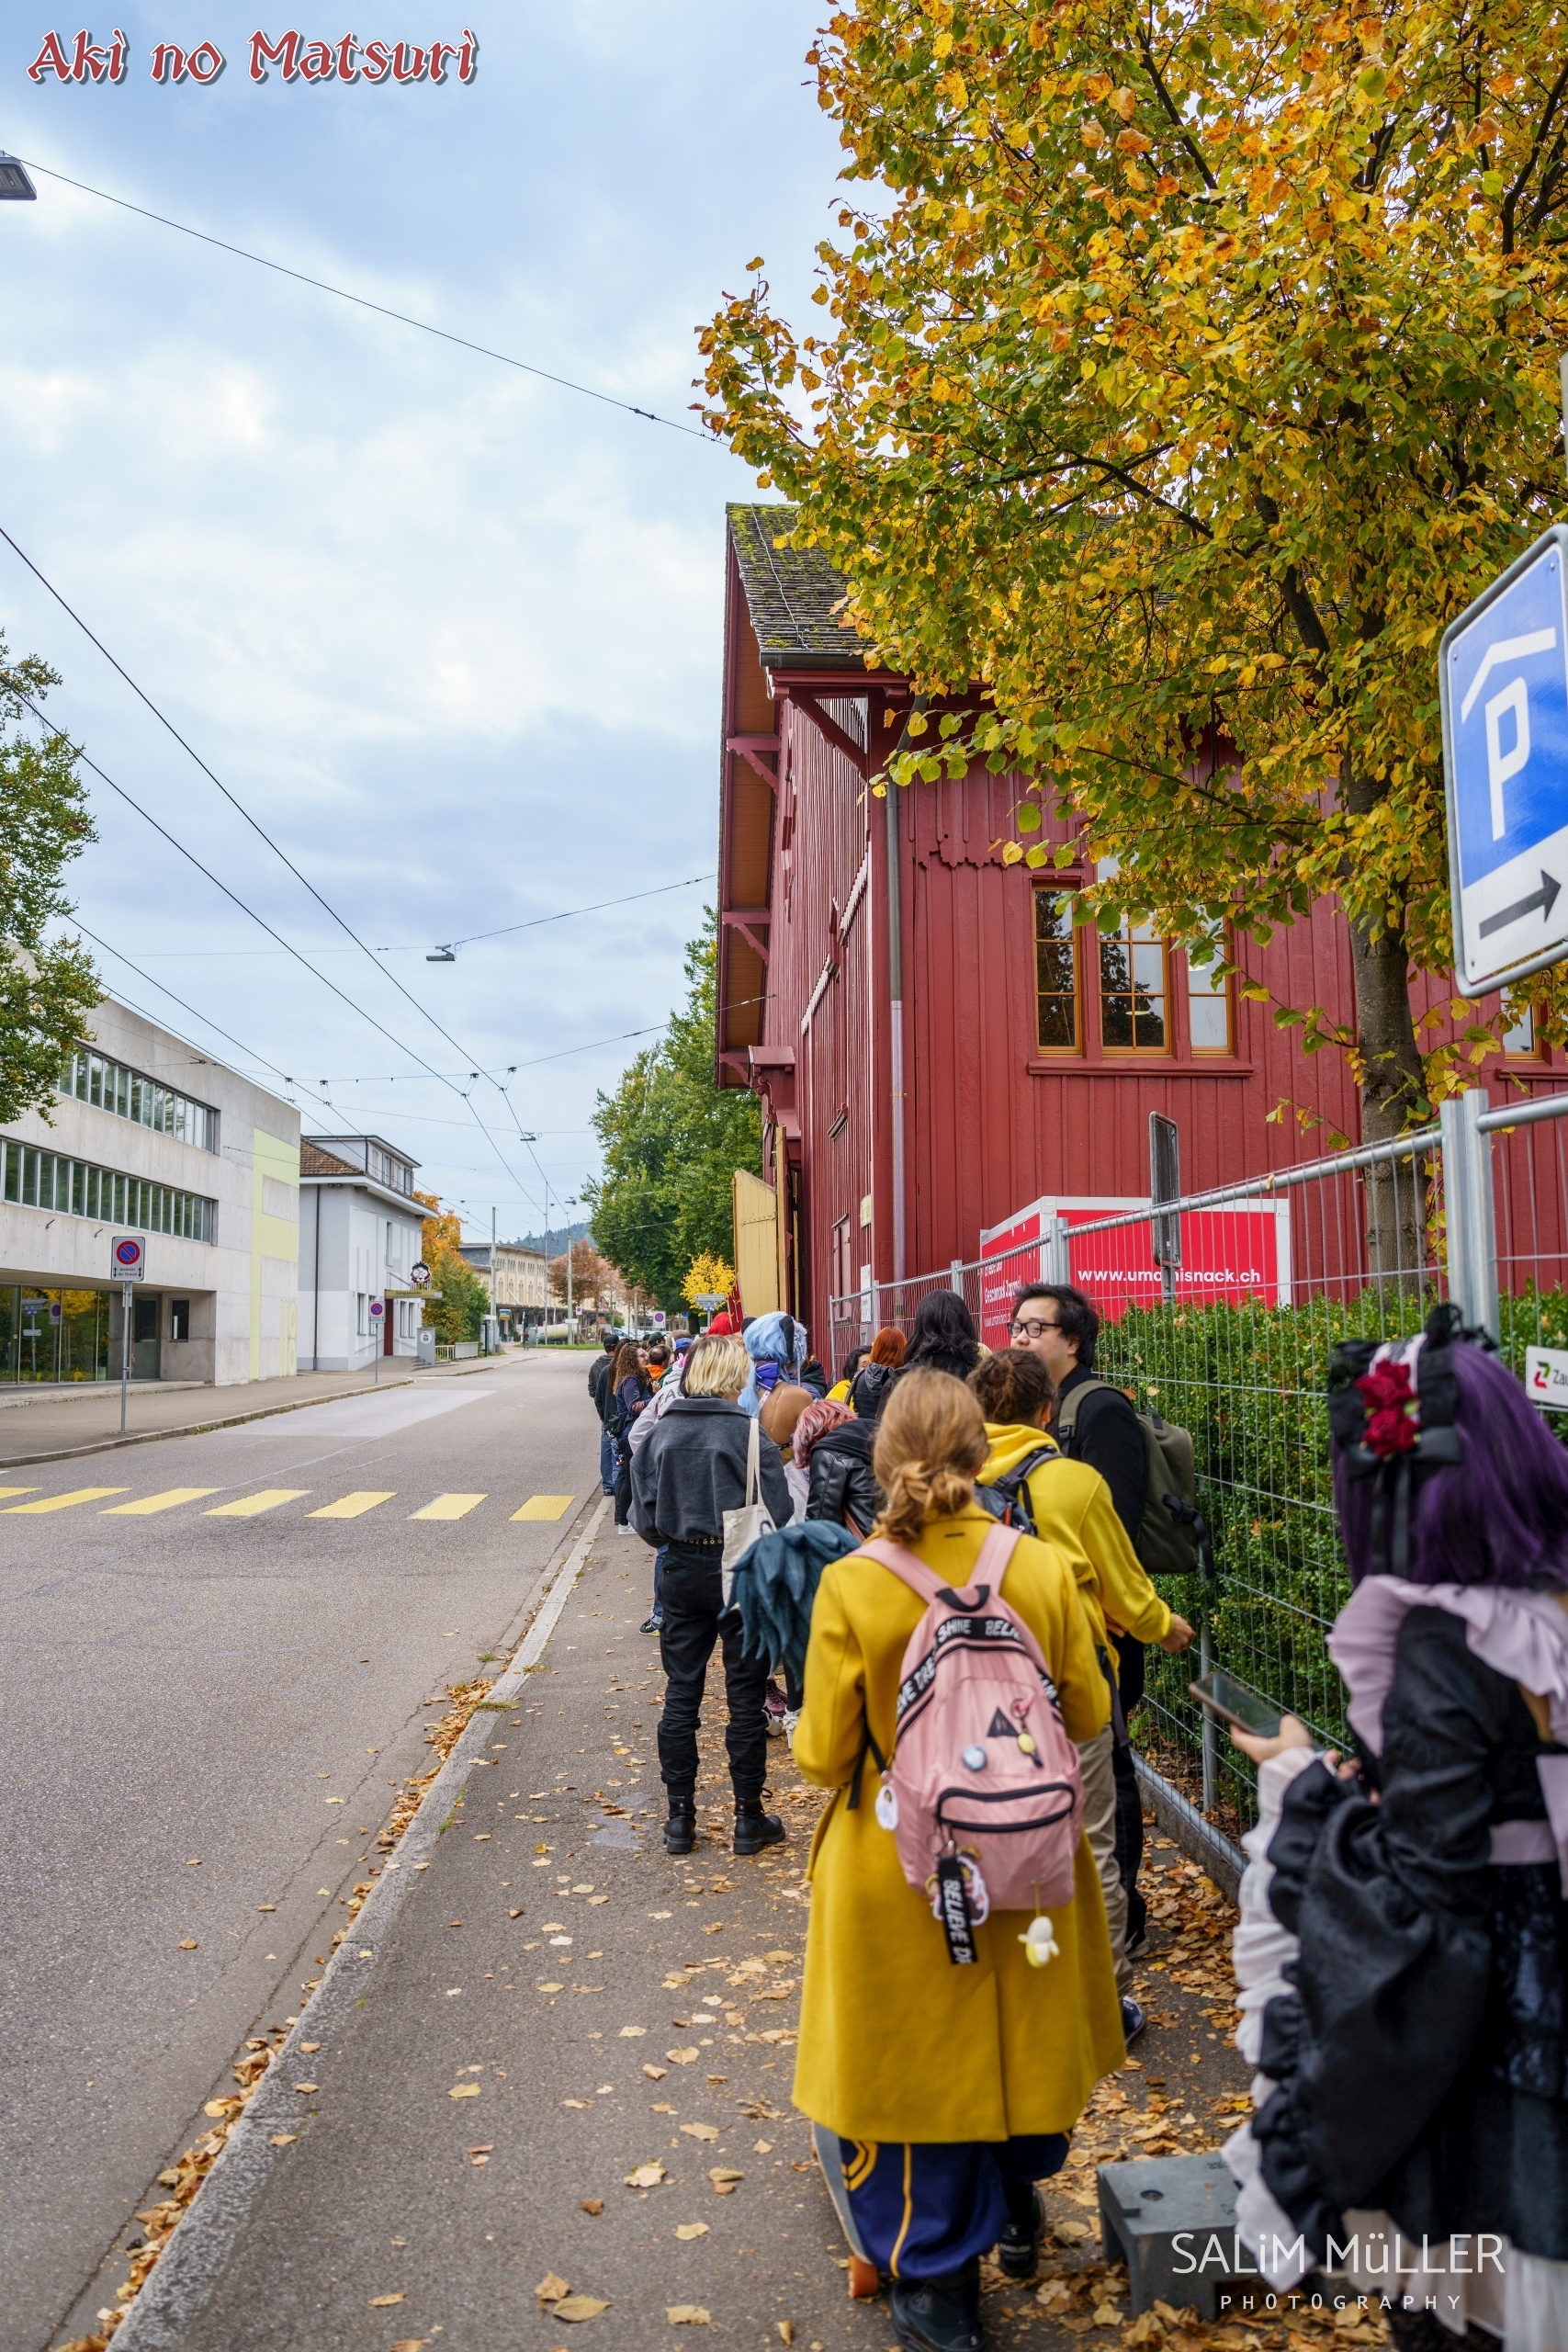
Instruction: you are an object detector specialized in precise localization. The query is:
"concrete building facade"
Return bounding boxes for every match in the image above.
[457,1239,547,1327]
[299,1135,428,1371]
[0,996,300,1385]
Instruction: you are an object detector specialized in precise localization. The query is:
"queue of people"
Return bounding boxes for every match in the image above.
[589,1289,1568,2348]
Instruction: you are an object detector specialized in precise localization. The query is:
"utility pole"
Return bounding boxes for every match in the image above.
[565,1195,578,1335]
[491,1205,496,1351]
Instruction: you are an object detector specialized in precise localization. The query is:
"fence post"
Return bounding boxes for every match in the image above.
[1043,1217,1070,1286]
[1439,1088,1499,1340]
[950,1259,963,1295]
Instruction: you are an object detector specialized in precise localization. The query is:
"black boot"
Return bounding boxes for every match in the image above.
[997,2181,1043,2280]
[664,1801,695,1856]
[889,2259,984,2352]
[733,1798,785,1856]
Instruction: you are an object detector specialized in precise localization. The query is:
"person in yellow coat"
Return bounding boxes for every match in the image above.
[971,1349,1194,2042]
[791,1369,1122,2352]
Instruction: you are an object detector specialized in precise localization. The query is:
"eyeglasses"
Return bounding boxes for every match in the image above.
[1011,1317,1063,1340]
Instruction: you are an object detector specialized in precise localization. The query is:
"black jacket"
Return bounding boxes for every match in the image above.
[806,1418,881,1539]
[848,1362,898,1421]
[630,1396,791,1547]
[1055,1362,1146,1543]
[588,1349,610,1398]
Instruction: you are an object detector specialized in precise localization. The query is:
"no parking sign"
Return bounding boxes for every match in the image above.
[111,1235,145,1281]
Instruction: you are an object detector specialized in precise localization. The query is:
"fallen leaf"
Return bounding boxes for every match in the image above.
[1092,2304,1122,2326]
[666,2309,712,2327]
[674,2222,709,2240]
[588,1894,609,1905]
[777,2325,795,2346]
[552,2293,610,2322]
[617,2026,647,2038]
[293,2082,319,2095]
[474,1833,491,1841]
[666,2048,700,2065]
[269,2132,299,2146]
[625,2161,666,2188]
[642,2064,668,2080]
[510,1908,524,1918]
[300,2042,321,2053]
[651,2102,676,2114]
[563,2099,590,2109]
[449,2083,481,2099]
[709,2167,743,2193]
[368,2292,405,2306]
[255,1903,276,1913]
[754,2140,773,2154]
[536,2273,571,2303]
[178,1939,197,1951]
[680,2122,719,2143]
[392,2342,423,2352]
[580,2198,604,2215]
[538,1983,565,1994]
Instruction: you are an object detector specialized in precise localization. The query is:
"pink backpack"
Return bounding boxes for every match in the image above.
[855,1521,1082,1958]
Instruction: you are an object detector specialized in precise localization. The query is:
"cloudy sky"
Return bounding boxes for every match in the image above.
[1,3,837,1243]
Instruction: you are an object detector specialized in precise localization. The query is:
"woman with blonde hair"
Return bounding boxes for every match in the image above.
[631,1331,792,1856]
[792,1370,1122,2352]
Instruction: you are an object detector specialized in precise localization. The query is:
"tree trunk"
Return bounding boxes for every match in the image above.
[1347,908,1430,1290]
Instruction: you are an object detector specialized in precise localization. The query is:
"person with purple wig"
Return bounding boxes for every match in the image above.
[1222,1306,1568,2350]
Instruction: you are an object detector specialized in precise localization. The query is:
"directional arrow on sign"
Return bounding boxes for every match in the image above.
[1478,868,1562,940]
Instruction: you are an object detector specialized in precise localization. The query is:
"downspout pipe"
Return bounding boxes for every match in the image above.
[882,695,925,1286]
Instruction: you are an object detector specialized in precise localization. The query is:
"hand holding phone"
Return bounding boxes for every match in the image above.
[1190,1668,1283,1737]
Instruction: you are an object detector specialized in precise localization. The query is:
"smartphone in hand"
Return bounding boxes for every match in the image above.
[1190,1668,1283,1740]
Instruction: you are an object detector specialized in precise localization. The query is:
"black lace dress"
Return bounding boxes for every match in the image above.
[1254,1605,1568,2266]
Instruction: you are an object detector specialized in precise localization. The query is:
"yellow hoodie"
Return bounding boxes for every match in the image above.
[980,1420,1172,1672]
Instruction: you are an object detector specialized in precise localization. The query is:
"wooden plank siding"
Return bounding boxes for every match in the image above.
[718,507,1568,1356]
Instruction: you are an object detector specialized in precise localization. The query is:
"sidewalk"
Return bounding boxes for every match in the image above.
[83,1513,1288,2352]
[0,1352,517,1469]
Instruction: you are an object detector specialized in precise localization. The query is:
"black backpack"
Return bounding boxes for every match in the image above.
[975,1446,1061,1539]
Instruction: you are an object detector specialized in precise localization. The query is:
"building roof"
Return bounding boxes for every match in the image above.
[728,503,863,668]
[300,1139,355,1177]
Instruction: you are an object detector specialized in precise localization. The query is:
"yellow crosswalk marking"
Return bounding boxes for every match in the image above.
[410,1492,487,1521]
[308,1490,397,1520]
[102,1488,220,1516]
[511,1494,575,1521]
[203,1489,310,1518]
[2,1487,129,1514]
[0,1487,37,1498]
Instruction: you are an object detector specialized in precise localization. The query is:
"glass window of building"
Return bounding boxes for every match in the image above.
[1100,915,1169,1051]
[1187,936,1233,1054]
[1033,891,1080,1052]
[66,1048,218,1152]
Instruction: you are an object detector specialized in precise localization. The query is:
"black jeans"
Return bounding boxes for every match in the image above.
[657,1548,769,1807]
[1111,1631,1146,1945]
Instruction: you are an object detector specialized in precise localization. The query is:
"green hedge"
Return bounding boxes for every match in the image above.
[1092,1286,1568,1818]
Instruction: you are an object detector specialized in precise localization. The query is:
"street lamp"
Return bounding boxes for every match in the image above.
[0,155,38,200]
[565,1196,579,1330]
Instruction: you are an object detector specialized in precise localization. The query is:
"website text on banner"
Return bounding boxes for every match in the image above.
[977,1197,1294,1347]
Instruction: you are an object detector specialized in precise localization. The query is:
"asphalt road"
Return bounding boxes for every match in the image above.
[0,1349,603,2352]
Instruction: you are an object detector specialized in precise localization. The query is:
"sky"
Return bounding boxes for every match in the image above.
[0,3,839,1247]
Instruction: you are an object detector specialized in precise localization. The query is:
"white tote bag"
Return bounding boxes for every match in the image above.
[721,1413,775,1606]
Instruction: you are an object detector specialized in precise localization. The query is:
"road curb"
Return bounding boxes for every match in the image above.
[110,1492,613,2351]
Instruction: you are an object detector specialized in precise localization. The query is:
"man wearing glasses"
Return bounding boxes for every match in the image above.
[1010,1283,1166,1973]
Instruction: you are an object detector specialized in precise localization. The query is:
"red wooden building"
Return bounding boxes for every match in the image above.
[716,504,1568,1359]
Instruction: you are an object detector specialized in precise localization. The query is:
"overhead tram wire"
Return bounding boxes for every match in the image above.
[0,521,565,1097]
[15,158,714,443]
[17,695,544,1218]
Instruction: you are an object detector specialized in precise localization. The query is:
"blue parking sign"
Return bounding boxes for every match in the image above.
[1443,524,1568,995]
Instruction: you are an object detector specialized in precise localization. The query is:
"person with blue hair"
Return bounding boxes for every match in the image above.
[739,1310,809,1416]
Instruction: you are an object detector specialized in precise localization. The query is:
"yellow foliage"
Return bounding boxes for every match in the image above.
[682,1250,737,1307]
[699,0,1568,1114]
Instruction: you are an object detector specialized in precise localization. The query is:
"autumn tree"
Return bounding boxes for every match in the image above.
[700,0,1568,1153]
[682,1249,737,1307]
[0,644,99,1122]
[586,916,761,1307]
[549,1238,618,1306]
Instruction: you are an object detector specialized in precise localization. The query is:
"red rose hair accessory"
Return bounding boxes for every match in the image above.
[1355,1359,1420,1459]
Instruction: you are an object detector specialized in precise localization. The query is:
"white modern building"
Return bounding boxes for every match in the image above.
[298,1135,428,1372]
[0,995,300,1386]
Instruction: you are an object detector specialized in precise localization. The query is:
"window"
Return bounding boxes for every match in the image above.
[1186,939,1233,1055]
[169,1299,190,1341]
[1505,1000,1541,1057]
[356,1293,368,1337]
[1033,891,1080,1051]
[1100,915,1168,1051]
[65,1048,218,1152]
[1,1140,216,1240]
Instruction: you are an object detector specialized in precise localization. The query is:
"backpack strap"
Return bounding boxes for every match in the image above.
[1054,1375,1109,1450]
[859,1520,1024,1610]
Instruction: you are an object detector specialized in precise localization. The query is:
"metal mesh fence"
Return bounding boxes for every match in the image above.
[826,1123,1494,1837]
